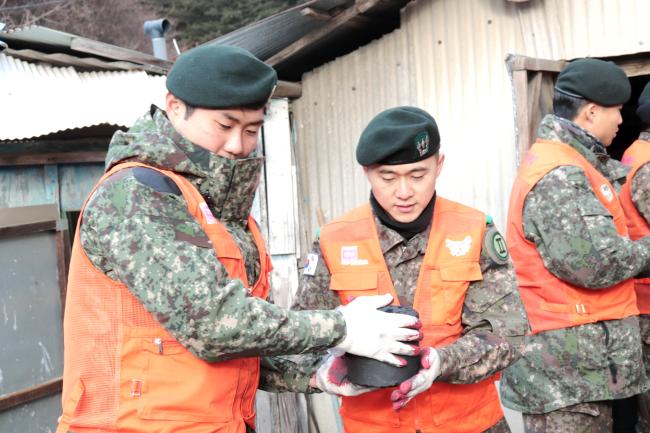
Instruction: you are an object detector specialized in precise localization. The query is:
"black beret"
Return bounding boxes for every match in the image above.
[166,44,277,109]
[356,106,440,166]
[637,82,650,125]
[555,58,630,106]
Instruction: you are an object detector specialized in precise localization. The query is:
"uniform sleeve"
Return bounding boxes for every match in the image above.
[632,162,650,224]
[258,354,323,393]
[292,239,342,311]
[522,166,650,288]
[257,239,340,392]
[435,223,529,384]
[79,172,345,362]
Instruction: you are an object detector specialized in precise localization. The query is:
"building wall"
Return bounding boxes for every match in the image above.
[292,0,650,252]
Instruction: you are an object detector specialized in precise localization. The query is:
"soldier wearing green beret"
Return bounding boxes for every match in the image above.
[275,106,528,432]
[58,45,422,433]
[501,58,650,432]
[620,82,650,432]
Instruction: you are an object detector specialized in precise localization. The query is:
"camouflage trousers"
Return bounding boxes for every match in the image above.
[523,402,612,433]
[484,417,512,432]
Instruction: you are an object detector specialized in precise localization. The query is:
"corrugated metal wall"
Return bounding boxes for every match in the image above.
[0,53,166,140]
[292,0,650,252]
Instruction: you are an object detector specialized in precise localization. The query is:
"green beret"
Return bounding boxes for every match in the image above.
[637,82,650,125]
[555,58,630,106]
[356,106,440,166]
[166,44,277,109]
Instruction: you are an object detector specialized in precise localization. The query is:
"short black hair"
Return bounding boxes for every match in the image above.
[553,91,588,121]
[181,99,268,120]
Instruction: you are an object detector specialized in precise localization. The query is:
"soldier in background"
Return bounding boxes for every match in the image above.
[56,45,421,433]
[501,58,650,432]
[620,82,650,432]
[280,106,528,432]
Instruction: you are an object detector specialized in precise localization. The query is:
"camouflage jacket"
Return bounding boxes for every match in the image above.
[631,133,650,224]
[259,208,529,393]
[79,106,345,373]
[500,114,650,414]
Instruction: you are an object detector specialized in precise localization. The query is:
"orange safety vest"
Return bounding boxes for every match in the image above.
[57,162,271,433]
[620,139,650,314]
[507,140,638,334]
[319,199,503,433]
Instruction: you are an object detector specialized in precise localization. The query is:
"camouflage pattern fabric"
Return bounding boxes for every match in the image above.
[263,212,528,394]
[631,134,650,224]
[484,418,512,433]
[632,133,650,433]
[79,106,345,367]
[523,401,612,433]
[500,114,650,414]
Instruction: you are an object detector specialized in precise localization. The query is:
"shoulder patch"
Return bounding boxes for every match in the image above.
[132,167,181,195]
[484,224,509,265]
[303,253,319,276]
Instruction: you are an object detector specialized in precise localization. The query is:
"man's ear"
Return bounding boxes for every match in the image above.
[165,92,183,120]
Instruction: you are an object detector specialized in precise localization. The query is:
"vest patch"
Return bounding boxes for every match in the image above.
[445,236,472,257]
[303,253,319,276]
[341,245,368,266]
[199,202,217,224]
[600,184,614,202]
[485,226,509,265]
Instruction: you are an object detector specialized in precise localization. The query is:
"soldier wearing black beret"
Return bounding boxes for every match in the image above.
[59,45,426,433]
[293,106,528,433]
[502,59,650,433]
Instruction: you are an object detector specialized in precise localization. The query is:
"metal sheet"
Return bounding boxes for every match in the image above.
[0,393,61,433]
[0,53,166,140]
[0,231,63,395]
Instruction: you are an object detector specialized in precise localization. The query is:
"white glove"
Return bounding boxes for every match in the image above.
[390,347,441,410]
[334,294,421,367]
[310,355,374,397]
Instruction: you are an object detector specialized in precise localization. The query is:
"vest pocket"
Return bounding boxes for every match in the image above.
[121,328,239,423]
[330,271,379,299]
[426,263,481,325]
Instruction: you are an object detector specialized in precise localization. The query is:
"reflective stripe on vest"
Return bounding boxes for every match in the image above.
[319,199,503,433]
[620,140,650,314]
[507,140,638,334]
[58,162,270,433]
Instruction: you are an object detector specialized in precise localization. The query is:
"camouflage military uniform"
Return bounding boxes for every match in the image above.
[629,133,650,433]
[79,107,345,386]
[500,114,650,432]
[268,208,529,432]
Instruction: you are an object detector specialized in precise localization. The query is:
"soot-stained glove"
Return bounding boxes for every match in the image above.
[390,347,441,410]
[310,354,375,396]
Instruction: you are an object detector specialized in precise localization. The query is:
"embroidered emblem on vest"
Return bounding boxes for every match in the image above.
[600,184,614,202]
[341,245,369,266]
[445,236,472,257]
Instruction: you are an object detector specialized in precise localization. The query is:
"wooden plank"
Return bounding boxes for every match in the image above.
[509,55,564,73]
[0,204,59,230]
[512,69,530,165]
[617,59,650,77]
[527,72,543,150]
[266,0,379,66]
[274,81,302,99]
[263,99,296,255]
[70,37,171,70]
[0,151,107,167]
[55,224,71,322]
[0,220,56,238]
[0,378,62,412]
[300,7,333,21]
